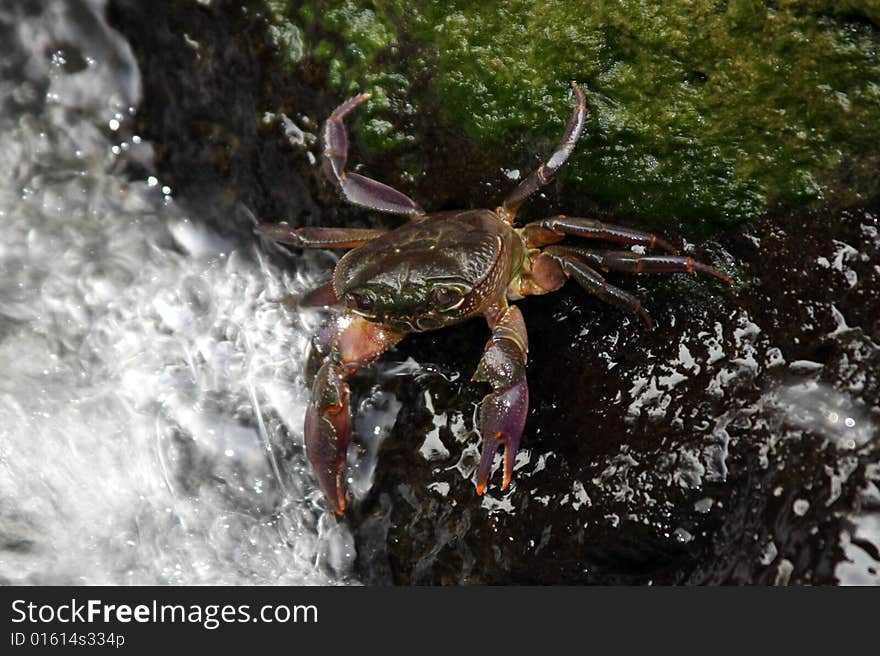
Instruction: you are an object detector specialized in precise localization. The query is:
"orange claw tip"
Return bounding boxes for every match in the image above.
[330,494,346,515]
[334,474,348,515]
[336,480,347,508]
[475,482,486,496]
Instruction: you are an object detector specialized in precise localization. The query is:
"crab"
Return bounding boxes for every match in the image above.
[257,83,733,515]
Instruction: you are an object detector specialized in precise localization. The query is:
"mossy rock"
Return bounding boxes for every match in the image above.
[267,0,880,233]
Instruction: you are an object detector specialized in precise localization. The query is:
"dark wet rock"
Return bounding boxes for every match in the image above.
[107,0,880,584]
[108,0,370,243]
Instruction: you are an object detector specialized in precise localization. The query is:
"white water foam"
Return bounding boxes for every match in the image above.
[0,0,354,584]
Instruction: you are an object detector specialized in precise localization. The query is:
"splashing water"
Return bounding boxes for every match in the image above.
[0,0,355,584]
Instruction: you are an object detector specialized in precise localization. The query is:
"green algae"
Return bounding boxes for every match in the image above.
[268,0,880,231]
[265,0,305,66]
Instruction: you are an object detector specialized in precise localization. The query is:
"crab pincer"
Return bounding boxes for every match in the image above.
[472,305,530,495]
[304,358,353,515]
[302,315,406,514]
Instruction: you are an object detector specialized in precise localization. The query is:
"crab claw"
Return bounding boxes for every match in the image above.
[304,359,352,515]
[476,378,529,495]
[472,306,529,495]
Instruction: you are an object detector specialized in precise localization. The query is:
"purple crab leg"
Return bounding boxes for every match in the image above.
[305,314,406,514]
[498,82,587,222]
[256,223,388,249]
[522,215,679,254]
[544,250,655,330]
[472,304,529,495]
[280,282,341,312]
[544,245,734,285]
[322,93,425,217]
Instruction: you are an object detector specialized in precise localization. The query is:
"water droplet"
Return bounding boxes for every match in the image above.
[793,499,810,516]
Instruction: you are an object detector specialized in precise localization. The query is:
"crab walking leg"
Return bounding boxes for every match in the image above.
[547,251,655,330]
[544,246,734,285]
[322,93,425,217]
[305,314,406,514]
[522,215,679,254]
[472,304,529,494]
[498,82,587,222]
[283,283,341,314]
[255,223,388,249]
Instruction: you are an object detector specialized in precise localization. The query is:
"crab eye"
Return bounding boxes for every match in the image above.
[430,286,464,311]
[346,291,375,313]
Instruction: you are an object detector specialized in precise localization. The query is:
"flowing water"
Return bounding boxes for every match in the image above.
[0,0,355,585]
